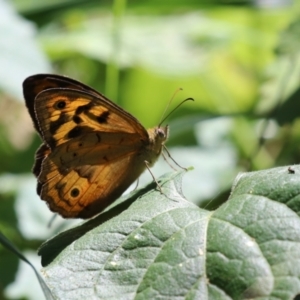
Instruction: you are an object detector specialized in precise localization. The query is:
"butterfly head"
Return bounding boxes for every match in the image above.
[147,125,169,161]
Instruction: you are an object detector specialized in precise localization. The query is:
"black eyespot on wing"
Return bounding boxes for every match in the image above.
[73,115,82,124]
[67,127,82,139]
[54,100,66,110]
[70,188,79,197]
[97,111,110,123]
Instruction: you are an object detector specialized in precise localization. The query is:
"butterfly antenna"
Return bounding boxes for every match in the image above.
[158,97,194,127]
[158,88,183,126]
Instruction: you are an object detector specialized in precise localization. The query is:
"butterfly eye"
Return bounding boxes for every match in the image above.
[54,100,66,110]
[157,128,166,138]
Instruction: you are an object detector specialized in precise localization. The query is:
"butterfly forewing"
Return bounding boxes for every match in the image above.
[34,89,147,149]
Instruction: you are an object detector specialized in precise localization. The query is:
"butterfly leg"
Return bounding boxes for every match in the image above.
[162,151,177,171]
[132,178,140,191]
[47,214,57,228]
[163,145,187,171]
[144,161,163,194]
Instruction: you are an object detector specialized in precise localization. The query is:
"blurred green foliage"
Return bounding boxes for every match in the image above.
[1,0,300,299]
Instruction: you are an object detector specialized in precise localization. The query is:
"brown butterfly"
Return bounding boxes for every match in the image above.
[23,74,170,218]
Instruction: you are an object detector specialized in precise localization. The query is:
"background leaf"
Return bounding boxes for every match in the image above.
[0,0,50,99]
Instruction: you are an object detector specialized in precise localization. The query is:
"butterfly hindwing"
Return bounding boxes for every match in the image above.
[39,151,144,218]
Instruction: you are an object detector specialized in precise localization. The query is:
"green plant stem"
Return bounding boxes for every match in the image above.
[105,0,127,101]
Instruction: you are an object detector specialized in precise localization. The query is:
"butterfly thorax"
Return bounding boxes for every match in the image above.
[145,125,169,167]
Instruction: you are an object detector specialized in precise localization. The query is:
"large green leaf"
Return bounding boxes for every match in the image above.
[39,167,300,299]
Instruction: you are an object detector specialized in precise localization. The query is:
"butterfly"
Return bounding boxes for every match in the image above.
[23,74,170,218]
